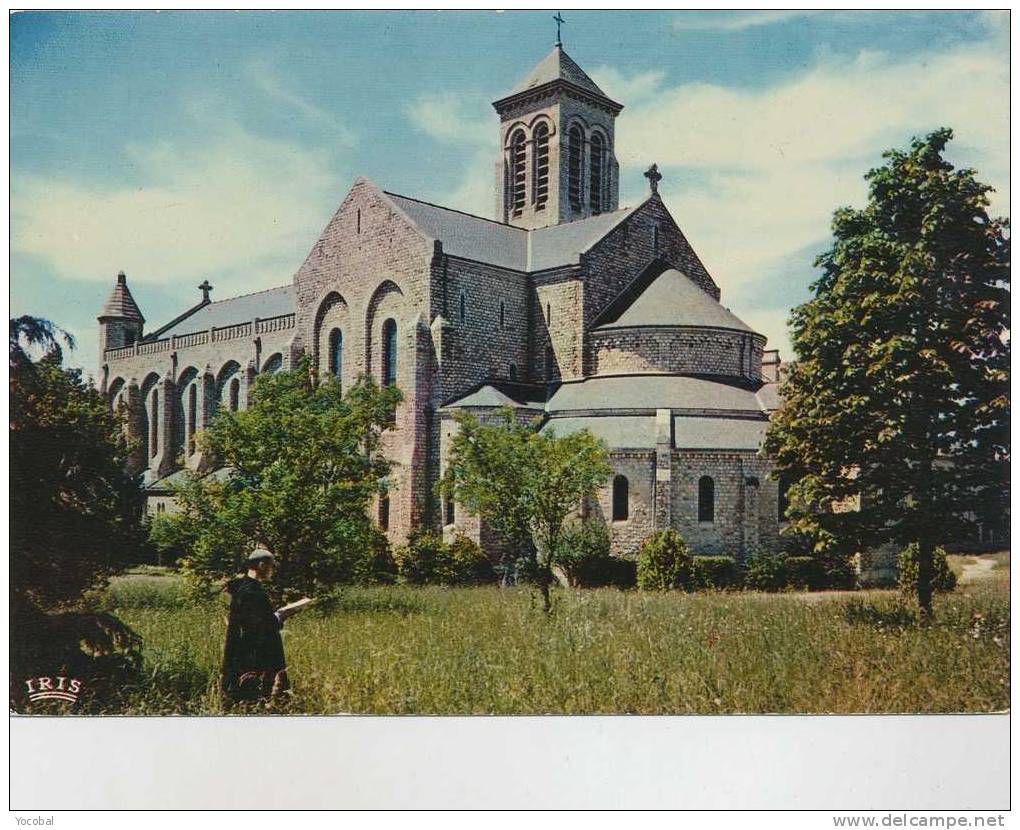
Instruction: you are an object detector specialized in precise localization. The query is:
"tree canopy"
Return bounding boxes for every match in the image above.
[11,318,143,610]
[441,408,612,610]
[152,356,402,600]
[764,128,1010,616]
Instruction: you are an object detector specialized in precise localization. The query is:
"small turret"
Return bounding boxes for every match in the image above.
[98,271,145,368]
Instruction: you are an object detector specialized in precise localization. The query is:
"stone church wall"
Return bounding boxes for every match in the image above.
[437,257,530,399]
[531,267,584,381]
[591,326,766,381]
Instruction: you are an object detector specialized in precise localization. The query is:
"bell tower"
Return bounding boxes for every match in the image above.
[492,41,623,229]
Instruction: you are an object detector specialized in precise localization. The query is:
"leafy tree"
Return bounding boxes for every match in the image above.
[10,314,75,369]
[10,317,145,705]
[152,356,401,602]
[441,408,611,611]
[764,129,1009,619]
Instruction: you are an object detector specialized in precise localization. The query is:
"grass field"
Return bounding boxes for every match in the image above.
[77,553,1009,715]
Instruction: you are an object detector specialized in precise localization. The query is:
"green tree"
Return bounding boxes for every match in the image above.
[764,129,1009,619]
[11,317,145,704]
[153,356,401,602]
[441,408,611,611]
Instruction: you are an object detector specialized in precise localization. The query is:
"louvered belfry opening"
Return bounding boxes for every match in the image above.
[510,129,527,217]
[568,125,583,210]
[533,122,550,210]
[590,133,605,215]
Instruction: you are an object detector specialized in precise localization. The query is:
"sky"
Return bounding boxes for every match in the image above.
[10,10,1010,381]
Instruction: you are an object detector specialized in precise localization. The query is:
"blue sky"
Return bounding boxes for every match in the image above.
[10,10,1009,379]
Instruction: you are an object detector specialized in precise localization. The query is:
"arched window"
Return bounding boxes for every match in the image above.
[382,319,397,387]
[229,378,240,412]
[444,495,455,526]
[698,476,715,523]
[590,133,605,215]
[150,389,159,459]
[379,494,390,531]
[612,474,629,521]
[187,384,197,454]
[509,363,518,381]
[459,292,466,323]
[328,328,343,385]
[567,125,583,210]
[532,122,550,209]
[545,345,555,381]
[509,129,527,217]
[499,301,505,329]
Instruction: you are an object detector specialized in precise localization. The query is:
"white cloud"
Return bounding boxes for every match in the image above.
[11,117,347,296]
[407,92,491,146]
[612,38,1008,357]
[672,11,817,32]
[588,66,666,103]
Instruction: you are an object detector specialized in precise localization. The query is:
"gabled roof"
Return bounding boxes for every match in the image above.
[494,45,621,112]
[154,285,294,338]
[383,191,639,273]
[594,266,756,333]
[440,380,547,410]
[385,192,527,271]
[99,272,144,322]
[528,204,640,271]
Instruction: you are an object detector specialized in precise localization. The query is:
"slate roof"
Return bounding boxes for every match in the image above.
[146,466,234,492]
[99,273,144,322]
[440,381,547,410]
[528,205,639,271]
[673,416,768,451]
[595,268,754,332]
[497,45,619,109]
[756,382,782,412]
[547,375,767,415]
[386,193,527,271]
[542,415,657,448]
[154,285,295,338]
[385,191,638,273]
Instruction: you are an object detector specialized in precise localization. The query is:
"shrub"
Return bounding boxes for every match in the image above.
[554,520,620,588]
[897,543,957,594]
[692,556,741,590]
[744,551,790,591]
[394,530,454,585]
[448,535,496,585]
[636,529,694,591]
[784,556,821,590]
[352,528,398,585]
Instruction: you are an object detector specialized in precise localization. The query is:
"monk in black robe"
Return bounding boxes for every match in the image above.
[221,547,289,704]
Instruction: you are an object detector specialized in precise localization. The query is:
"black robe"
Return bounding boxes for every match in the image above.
[221,576,289,703]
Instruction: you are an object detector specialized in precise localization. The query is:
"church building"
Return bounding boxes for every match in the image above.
[98,41,787,560]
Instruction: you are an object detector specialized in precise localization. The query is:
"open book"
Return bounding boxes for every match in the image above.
[276,597,315,620]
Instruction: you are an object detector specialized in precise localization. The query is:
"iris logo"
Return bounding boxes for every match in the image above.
[24,676,83,704]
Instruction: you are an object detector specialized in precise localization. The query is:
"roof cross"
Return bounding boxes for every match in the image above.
[644,163,662,194]
[198,280,213,303]
[553,11,565,46]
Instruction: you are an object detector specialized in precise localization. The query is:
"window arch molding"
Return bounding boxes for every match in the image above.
[312,290,348,377]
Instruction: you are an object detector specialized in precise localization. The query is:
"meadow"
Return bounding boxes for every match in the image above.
[78,553,1009,715]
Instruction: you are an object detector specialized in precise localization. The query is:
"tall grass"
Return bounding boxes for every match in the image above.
[94,570,1010,715]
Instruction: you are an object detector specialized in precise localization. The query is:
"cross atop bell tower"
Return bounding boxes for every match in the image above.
[492,41,623,229]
